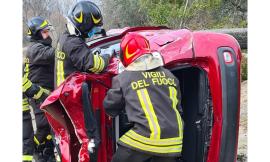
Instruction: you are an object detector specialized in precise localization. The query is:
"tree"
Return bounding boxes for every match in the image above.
[101,0,148,30]
[100,0,247,30]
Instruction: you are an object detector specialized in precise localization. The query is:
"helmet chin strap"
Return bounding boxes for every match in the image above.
[67,22,76,35]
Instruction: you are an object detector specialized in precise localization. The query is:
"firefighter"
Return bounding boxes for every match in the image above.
[55,0,114,87]
[103,33,184,162]
[24,16,55,162]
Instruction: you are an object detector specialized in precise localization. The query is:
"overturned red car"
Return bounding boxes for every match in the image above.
[41,26,242,162]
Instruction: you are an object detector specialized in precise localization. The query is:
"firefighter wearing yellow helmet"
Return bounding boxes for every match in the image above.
[55,0,114,87]
[23,16,55,162]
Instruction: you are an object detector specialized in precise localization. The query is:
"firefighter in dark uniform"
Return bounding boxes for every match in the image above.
[24,16,55,162]
[103,33,184,162]
[55,1,114,87]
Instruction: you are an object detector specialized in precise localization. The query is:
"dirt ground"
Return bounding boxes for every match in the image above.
[237,80,247,162]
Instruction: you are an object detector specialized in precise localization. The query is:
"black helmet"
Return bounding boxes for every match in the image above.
[27,16,51,39]
[67,0,103,38]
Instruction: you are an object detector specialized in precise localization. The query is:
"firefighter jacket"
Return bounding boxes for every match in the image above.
[103,66,183,157]
[54,31,110,87]
[24,39,55,90]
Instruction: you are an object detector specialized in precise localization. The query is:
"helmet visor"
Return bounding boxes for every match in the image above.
[42,24,53,31]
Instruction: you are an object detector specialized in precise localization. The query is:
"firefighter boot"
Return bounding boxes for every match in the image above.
[44,135,56,162]
[34,137,56,162]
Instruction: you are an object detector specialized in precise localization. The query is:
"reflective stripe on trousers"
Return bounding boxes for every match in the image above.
[23,98,30,111]
[22,155,33,161]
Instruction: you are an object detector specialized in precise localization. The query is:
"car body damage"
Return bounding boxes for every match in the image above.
[41,26,241,162]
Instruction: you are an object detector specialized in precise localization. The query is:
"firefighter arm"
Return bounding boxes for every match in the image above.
[68,39,109,73]
[31,44,55,65]
[88,51,110,73]
[91,45,118,72]
[103,77,124,117]
[23,75,50,103]
[176,80,184,117]
[174,79,185,128]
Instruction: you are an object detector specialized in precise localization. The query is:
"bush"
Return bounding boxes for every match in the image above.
[241,53,248,81]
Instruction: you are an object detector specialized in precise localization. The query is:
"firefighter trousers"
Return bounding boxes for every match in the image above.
[29,99,51,143]
[23,110,34,160]
[26,99,55,161]
[111,145,178,162]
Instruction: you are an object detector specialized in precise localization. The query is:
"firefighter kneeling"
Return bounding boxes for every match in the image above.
[104,33,184,162]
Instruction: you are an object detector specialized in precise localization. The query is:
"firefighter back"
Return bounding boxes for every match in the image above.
[114,66,183,157]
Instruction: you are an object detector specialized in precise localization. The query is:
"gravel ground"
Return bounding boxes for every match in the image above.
[237,80,247,162]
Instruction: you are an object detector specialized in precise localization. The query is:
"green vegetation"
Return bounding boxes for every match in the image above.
[241,53,248,81]
[102,0,248,80]
[102,0,247,30]
[23,0,248,80]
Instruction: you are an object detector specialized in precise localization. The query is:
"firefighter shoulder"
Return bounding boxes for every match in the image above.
[103,67,183,157]
[25,42,55,90]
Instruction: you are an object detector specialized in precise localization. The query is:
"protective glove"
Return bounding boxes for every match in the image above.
[88,139,96,153]
[108,44,121,56]
[100,47,115,58]
[33,87,50,104]
[92,47,101,55]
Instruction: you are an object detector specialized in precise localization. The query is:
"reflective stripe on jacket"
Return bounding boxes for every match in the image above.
[103,66,183,157]
[23,74,50,100]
